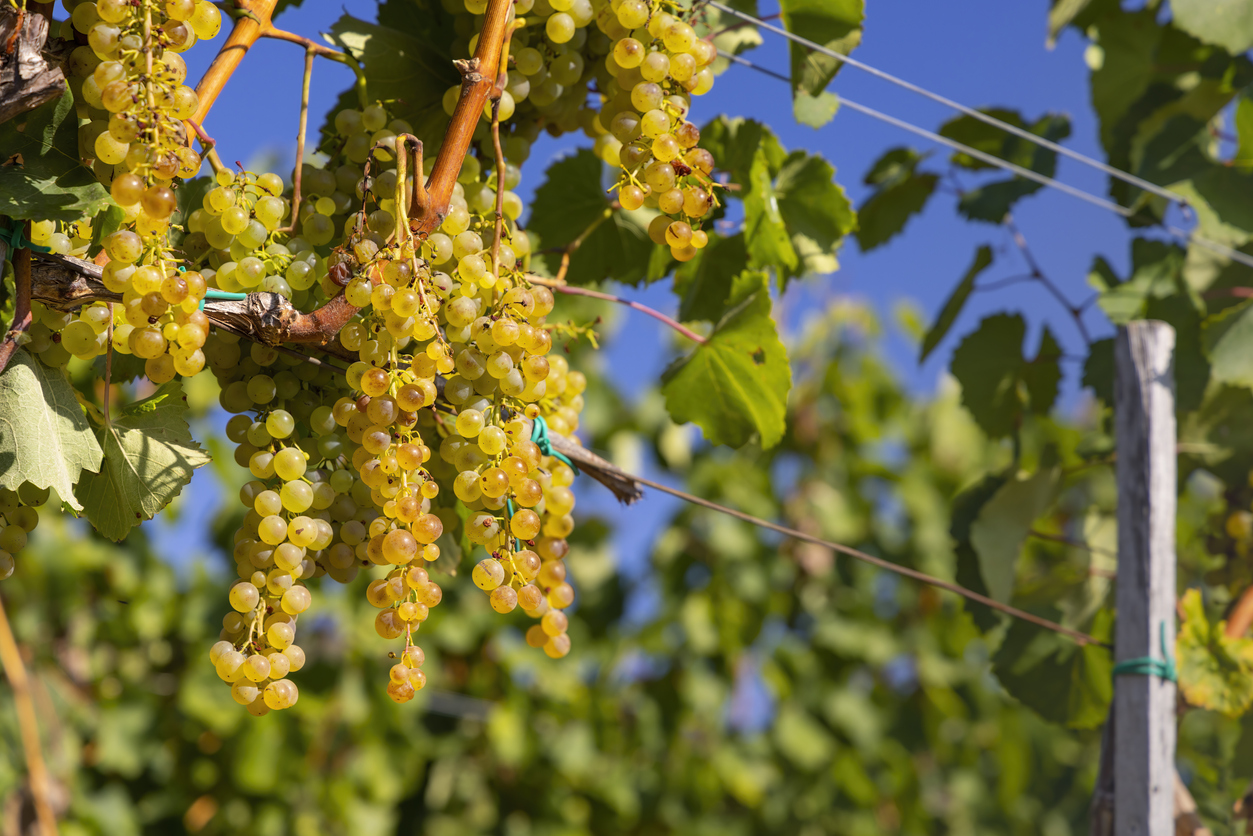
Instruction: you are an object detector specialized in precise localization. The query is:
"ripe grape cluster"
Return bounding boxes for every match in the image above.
[12,0,720,709]
[0,486,45,582]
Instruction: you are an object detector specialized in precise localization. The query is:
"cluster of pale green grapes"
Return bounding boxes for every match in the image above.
[38,0,222,374]
[300,104,419,251]
[0,486,45,582]
[602,4,719,262]
[65,0,220,188]
[205,332,369,714]
[28,217,94,258]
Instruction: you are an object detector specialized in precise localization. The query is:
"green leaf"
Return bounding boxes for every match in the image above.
[326,7,459,149]
[937,110,1071,223]
[778,0,864,128]
[920,245,993,362]
[528,150,658,287]
[662,272,791,448]
[0,87,109,222]
[952,472,1011,633]
[992,609,1113,729]
[1178,588,1253,717]
[744,147,799,276]
[950,314,1061,437]
[87,203,125,259]
[1048,0,1093,47]
[1172,0,1253,55]
[1093,239,1186,325]
[1082,337,1115,404]
[673,233,749,322]
[75,381,211,542]
[1206,298,1253,389]
[855,148,937,252]
[702,118,854,285]
[1236,96,1253,169]
[0,349,102,510]
[792,91,840,129]
[970,468,1060,603]
[773,150,856,279]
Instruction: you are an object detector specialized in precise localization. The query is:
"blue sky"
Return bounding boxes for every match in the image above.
[157,0,1136,579]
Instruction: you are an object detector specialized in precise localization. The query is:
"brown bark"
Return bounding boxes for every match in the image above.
[0,4,65,127]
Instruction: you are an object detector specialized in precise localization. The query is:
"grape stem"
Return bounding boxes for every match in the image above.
[489,19,521,288]
[0,593,60,836]
[525,275,708,345]
[0,224,34,376]
[281,47,316,234]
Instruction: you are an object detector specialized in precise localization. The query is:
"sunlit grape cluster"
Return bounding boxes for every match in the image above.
[205,332,368,714]
[0,486,45,582]
[601,5,719,261]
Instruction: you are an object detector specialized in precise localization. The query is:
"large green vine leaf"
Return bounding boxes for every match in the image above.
[970,468,1060,604]
[937,109,1071,223]
[950,314,1061,438]
[0,349,102,510]
[1171,0,1253,56]
[777,0,864,128]
[854,148,938,252]
[0,86,109,222]
[662,272,791,448]
[700,118,855,287]
[326,2,459,149]
[992,609,1113,730]
[75,381,211,542]
[528,149,658,287]
[1178,588,1253,717]
[673,232,749,322]
[920,245,993,362]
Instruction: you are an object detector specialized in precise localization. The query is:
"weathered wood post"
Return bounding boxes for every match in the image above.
[1113,320,1177,836]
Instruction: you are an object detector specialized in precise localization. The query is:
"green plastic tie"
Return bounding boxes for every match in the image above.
[198,289,249,311]
[530,415,578,475]
[1111,622,1177,684]
[0,227,52,257]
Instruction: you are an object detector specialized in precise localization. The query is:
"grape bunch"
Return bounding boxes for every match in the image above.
[600,6,720,262]
[0,486,45,582]
[205,332,364,715]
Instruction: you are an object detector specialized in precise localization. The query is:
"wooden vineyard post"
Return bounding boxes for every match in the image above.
[1113,321,1177,836]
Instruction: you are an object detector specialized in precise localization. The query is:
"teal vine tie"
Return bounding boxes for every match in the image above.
[0,227,52,260]
[530,415,578,474]
[1111,622,1177,683]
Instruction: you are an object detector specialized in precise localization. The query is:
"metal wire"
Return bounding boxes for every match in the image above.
[707,0,1195,209]
[717,50,1253,272]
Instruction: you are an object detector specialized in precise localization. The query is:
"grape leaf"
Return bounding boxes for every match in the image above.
[950,314,1061,437]
[662,272,790,448]
[952,471,1010,633]
[970,467,1060,603]
[774,150,856,279]
[0,86,109,222]
[855,148,938,252]
[528,149,658,287]
[0,349,102,510]
[936,110,1071,223]
[778,0,864,128]
[992,609,1113,729]
[1178,588,1253,717]
[326,5,459,149]
[75,381,211,542]
[1206,298,1253,389]
[744,147,798,276]
[673,232,748,322]
[920,245,993,362]
[703,118,854,286]
[1172,0,1253,56]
